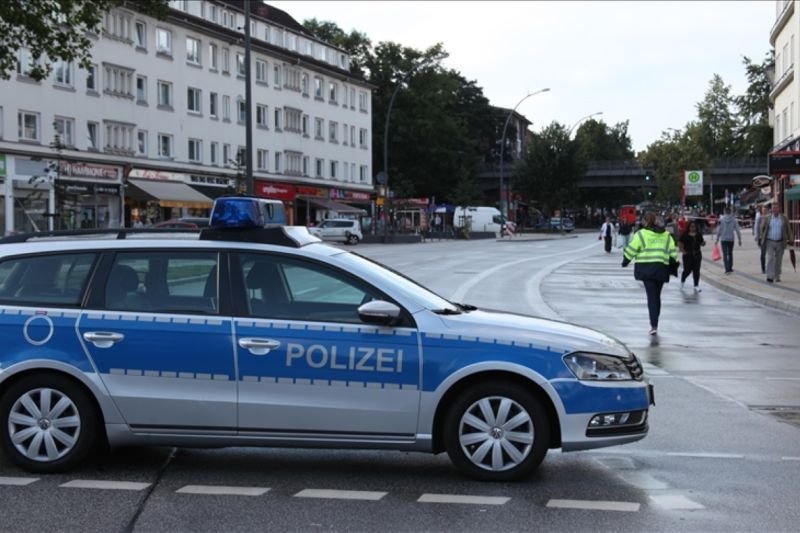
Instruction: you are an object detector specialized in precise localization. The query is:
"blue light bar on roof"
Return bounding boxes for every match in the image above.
[209,198,265,229]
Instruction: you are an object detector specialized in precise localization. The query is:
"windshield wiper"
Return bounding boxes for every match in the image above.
[433,308,462,315]
[454,302,477,311]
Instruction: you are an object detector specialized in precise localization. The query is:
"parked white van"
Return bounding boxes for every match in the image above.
[454,206,505,233]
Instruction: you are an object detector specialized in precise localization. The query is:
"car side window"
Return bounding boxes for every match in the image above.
[0,253,97,307]
[104,251,218,314]
[237,253,379,323]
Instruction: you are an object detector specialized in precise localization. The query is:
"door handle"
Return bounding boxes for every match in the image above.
[238,337,281,356]
[83,331,125,349]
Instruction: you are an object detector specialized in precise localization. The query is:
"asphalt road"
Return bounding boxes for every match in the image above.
[1,234,798,532]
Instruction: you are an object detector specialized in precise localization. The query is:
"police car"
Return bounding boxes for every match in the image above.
[0,197,652,481]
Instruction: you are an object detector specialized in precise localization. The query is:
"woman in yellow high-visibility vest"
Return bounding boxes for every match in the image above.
[622,211,679,335]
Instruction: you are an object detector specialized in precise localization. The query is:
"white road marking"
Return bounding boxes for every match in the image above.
[666,452,744,459]
[60,480,151,490]
[546,499,640,512]
[0,476,39,486]
[294,489,387,501]
[418,493,510,505]
[616,472,670,490]
[649,494,705,510]
[782,456,800,461]
[176,485,269,496]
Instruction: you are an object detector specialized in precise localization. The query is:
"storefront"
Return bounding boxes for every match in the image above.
[295,185,329,226]
[254,180,297,224]
[126,169,213,226]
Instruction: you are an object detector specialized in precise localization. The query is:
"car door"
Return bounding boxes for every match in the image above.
[78,250,237,431]
[231,251,421,437]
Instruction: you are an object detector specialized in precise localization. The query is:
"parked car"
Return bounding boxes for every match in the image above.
[0,197,652,480]
[549,217,575,232]
[309,218,363,244]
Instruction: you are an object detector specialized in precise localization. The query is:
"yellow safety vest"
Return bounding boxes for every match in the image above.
[624,228,678,265]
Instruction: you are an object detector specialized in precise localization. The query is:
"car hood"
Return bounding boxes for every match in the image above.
[437,309,631,358]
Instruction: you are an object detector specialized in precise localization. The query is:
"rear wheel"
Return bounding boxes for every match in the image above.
[0,374,99,472]
[443,381,550,481]
[347,233,360,245]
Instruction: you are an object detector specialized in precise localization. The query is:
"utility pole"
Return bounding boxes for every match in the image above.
[244,0,254,195]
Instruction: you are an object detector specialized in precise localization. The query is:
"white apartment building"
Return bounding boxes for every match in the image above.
[768,0,800,217]
[0,0,373,233]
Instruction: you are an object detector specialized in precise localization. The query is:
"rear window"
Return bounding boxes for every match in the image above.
[0,253,98,307]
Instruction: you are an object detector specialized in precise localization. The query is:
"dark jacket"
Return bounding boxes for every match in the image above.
[622,227,678,283]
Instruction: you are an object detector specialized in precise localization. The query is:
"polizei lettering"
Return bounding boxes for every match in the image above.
[286,343,404,373]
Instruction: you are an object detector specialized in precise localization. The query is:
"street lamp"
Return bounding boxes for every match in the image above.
[567,111,603,137]
[382,51,449,238]
[499,88,550,217]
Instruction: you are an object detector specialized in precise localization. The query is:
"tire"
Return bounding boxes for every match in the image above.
[443,381,550,481]
[349,234,360,245]
[0,374,99,472]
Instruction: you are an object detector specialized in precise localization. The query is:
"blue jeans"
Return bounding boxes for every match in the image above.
[721,241,734,272]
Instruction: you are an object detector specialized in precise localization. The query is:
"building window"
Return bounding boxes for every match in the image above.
[103,63,133,98]
[256,104,268,127]
[301,114,309,136]
[273,64,282,86]
[286,151,302,176]
[236,53,245,77]
[257,149,268,170]
[315,158,324,178]
[328,81,337,103]
[330,160,338,180]
[359,91,368,112]
[360,165,368,183]
[237,98,246,123]
[301,73,309,95]
[53,60,73,87]
[342,123,348,146]
[16,48,36,77]
[274,107,282,130]
[274,152,282,173]
[223,143,231,166]
[314,117,324,140]
[187,87,201,113]
[210,92,218,117]
[156,28,172,55]
[18,111,40,141]
[256,59,267,83]
[104,10,131,41]
[134,21,146,48]
[210,141,218,165]
[158,133,173,157]
[53,116,75,147]
[208,4,217,22]
[87,121,99,150]
[86,64,98,92]
[222,95,230,120]
[157,80,172,107]
[314,77,323,99]
[186,37,201,65]
[209,43,218,70]
[329,121,338,143]
[343,162,349,179]
[350,88,355,109]
[137,130,147,155]
[359,128,368,148]
[302,156,309,176]
[136,75,147,103]
[188,138,202,162]
[350,125,356,146]
[103,121,134,154]
[285,108,301,133]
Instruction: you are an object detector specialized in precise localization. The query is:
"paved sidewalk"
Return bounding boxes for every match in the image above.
[696,232,800,315]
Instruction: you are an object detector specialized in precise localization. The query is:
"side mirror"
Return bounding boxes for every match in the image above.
[357,300,401,326]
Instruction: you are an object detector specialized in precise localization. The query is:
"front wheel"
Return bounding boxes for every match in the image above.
[443,381,550,481]
[347,233,360,245]
[0,374,99,472]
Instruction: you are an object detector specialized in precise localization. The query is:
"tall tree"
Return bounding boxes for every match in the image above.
[639,124,709,205]
[514,122,584,216]
[735,51,774,156]
[301,18,371,77]
[695,74,740,158]
[574,119,634,161]
[0,0,167,81]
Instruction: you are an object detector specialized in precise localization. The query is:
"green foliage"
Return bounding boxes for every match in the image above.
[0,0,167,81]
[639,124,709,204]
[735,52,774,156]
[574,119,634,161]
[302,18,371,77]
[695,74,740,157]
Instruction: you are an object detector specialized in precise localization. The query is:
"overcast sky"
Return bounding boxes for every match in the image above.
[270,0,774,153]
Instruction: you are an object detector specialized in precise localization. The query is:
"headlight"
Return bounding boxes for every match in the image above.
[562,352,633,381]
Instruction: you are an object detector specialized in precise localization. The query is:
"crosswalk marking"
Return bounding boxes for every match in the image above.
[294,489,387,501]
[0,476,39,486]
[176,485,270,496]
[666,452,744,459]
[60,480,151,491]
[649,494,705,510]
[417,494,510,505]
[546,499,640,512]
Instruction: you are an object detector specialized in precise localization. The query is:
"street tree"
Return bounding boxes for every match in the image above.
[514,122,584,216]
[695,74,740,158]
[735,51,774,156]
[0,0,167,81]
[639,124,709,205]
[573,119,634,161]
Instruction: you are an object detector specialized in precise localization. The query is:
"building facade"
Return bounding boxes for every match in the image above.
[0,0,373,234]
[768,0,800,235]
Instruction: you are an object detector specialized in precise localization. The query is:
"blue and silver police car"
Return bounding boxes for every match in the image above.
[0,198,652,481]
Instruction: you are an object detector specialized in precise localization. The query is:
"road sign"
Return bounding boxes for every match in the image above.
[376,171,387,185]
[684,170,703,196]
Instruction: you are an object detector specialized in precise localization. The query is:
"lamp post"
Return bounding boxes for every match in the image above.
[382,51,448,238]
[567,111,603,137]
[243,0,253,195]
[499,88,550,217]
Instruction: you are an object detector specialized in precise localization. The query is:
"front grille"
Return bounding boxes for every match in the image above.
[625,354,644,381]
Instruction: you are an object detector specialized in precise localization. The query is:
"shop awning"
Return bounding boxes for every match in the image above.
[306,197,367,214]
[128,179,213,208]
[786,185,800,201]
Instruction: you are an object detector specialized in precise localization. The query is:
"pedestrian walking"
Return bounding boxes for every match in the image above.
[599,216,615,253]
[622,211,678,335]
[759,203,795,283]
[754,205,768,274]
[678,221,705,292]
[714,207,741,274]
[618,219,633,249]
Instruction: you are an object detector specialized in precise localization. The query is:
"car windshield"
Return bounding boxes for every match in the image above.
[333,252,459,313]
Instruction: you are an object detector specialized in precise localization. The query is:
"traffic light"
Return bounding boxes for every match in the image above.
[645,175,651,181]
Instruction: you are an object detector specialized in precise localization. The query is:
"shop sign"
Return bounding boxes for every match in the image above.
[188,174,235,187]
[330,189,371,202]
[128,168,183,181]
[296,185,326,197]
[57,180,121,195]
[59,161,119,181]
[684,170,703,196]
[394,197,430,207]
[256,181,296,201]
[0,154,6,177]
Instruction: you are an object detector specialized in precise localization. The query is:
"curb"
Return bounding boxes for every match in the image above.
[495,235,580,243]
[701,271,800,316]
